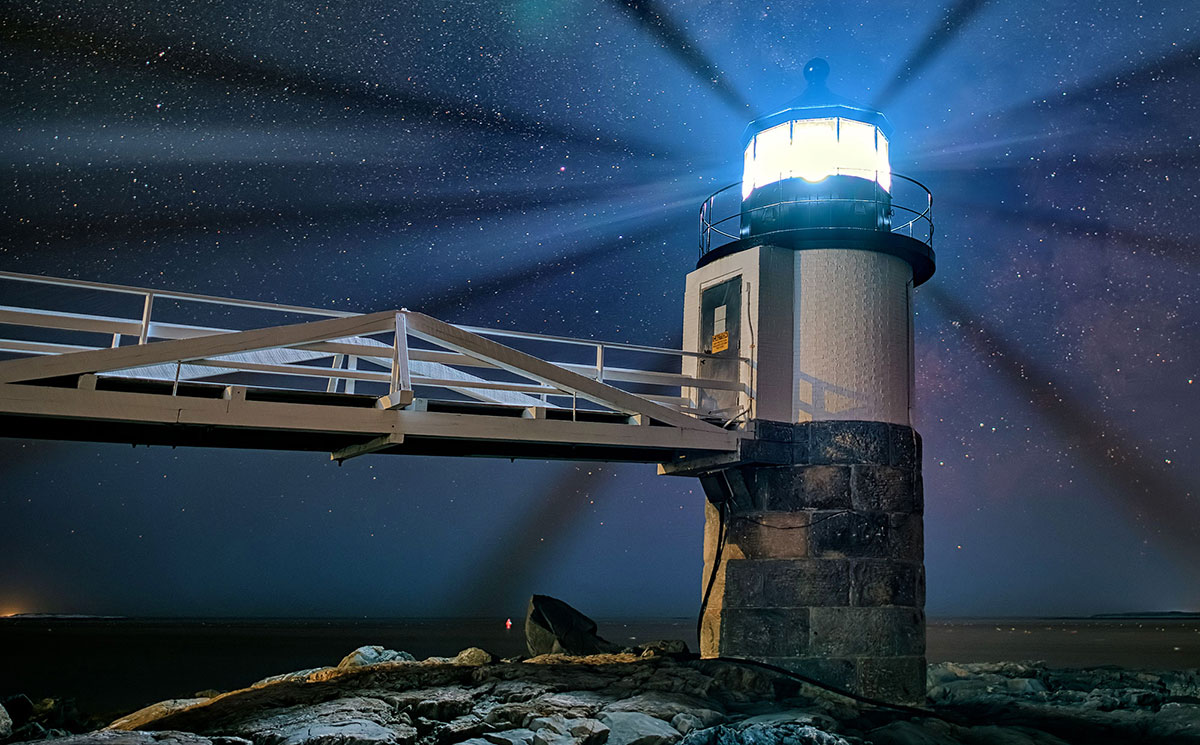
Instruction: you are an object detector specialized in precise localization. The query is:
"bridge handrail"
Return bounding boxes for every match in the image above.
[0,272,753,418]
[0,271,745,364]
[0,270,358,318]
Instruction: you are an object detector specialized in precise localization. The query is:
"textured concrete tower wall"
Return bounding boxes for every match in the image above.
[794,250,913,425]
[682,246,913,425]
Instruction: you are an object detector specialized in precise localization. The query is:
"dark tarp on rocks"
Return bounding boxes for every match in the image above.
[525,595,621,657]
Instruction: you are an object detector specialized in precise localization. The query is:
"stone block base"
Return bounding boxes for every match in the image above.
[699,420,926,704]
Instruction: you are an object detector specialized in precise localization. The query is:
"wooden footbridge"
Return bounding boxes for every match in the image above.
[0,272,747,467]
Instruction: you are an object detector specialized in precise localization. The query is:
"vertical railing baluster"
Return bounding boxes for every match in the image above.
[346,356,358,395]
[138,293,155,345]
[326,353,344,393]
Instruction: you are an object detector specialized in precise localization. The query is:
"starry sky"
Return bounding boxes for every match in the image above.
[0,0,1197,619]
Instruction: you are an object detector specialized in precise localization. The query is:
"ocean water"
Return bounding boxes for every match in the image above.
[1,617,1198,721]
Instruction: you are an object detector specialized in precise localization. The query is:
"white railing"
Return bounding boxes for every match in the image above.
[0,271,752,420]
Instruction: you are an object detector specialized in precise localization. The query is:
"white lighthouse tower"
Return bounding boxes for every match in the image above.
[678,59,935,703]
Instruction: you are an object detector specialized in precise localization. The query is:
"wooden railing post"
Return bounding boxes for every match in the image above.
[378,313,414,409]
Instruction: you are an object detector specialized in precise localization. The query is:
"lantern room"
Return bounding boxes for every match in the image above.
[740,58,895,237]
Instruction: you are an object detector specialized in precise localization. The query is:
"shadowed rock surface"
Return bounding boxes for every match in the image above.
[9,733,250,745]
[5,654,1199,745]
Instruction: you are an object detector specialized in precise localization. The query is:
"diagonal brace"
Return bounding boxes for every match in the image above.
[331,433,404,462]
[402,311,724,432]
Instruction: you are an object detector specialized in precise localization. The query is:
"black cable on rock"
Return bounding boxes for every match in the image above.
[732,510,852,531]
[711,656,948,721]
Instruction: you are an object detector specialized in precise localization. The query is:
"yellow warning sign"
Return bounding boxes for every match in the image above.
[711,331,729,353]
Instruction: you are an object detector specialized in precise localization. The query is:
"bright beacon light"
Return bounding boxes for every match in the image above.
[741,117,891,199]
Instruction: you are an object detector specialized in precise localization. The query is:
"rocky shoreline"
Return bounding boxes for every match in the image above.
[3,643,1198,745]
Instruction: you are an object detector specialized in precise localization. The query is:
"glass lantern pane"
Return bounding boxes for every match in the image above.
[838,118,878,182]
[788,118,838,182]
[749,122,791,191]
[876,131,891,192]
[742,143,755,198]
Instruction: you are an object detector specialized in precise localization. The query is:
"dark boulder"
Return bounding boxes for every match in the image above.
[1,695,33,729]
[525,596,621,657]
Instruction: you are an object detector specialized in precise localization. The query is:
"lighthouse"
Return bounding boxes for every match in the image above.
[678,59,935,703]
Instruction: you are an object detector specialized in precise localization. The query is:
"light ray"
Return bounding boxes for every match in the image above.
[873,0,990,110]
[607,0,753,115]
[923,284,1199,569]
[0,12,670,158]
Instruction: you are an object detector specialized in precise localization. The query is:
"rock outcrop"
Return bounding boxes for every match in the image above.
[339,647,418,669]
[24,734,250,745]
[6,648,1200,745]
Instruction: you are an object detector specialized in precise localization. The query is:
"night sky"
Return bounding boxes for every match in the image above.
[0,0,1197,619]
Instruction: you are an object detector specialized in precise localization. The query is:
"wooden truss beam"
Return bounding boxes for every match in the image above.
[402,312,725,433]
[0,383,739,454]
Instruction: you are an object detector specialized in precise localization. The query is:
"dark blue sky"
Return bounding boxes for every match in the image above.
[0,0,1196,618]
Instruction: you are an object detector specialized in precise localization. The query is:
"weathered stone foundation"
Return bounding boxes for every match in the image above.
[698,420,926,704]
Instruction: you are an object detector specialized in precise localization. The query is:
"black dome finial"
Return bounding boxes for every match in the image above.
[803,58,830,87]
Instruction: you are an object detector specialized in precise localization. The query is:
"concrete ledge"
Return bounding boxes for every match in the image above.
[808,421,890,465]
[663,421,920,478]
[748,420,920,469]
